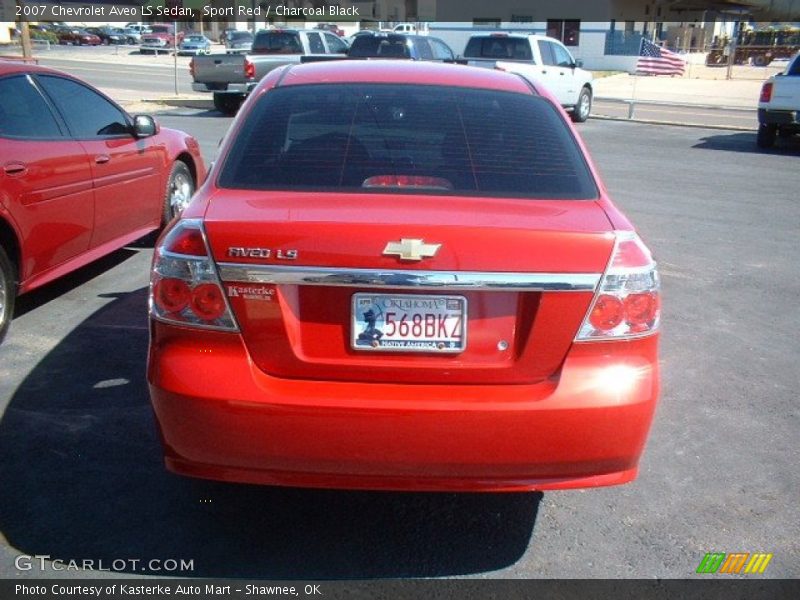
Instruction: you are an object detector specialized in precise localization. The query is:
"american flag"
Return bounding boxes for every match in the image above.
[636,38,686,76]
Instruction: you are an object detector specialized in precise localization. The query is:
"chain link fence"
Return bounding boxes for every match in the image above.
[605,30,793,81]
[683,46,788,81]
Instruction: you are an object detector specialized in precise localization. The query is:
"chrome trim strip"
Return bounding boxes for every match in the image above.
[217,264,601,292]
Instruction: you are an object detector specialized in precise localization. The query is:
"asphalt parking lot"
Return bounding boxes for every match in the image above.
[0,101,797,579]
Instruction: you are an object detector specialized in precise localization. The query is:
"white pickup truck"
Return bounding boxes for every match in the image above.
[461,33,594,122]
[757,52,800,148]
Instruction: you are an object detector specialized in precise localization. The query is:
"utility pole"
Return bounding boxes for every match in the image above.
[17,1,33,59]
[173,21,179,96]
[20,22,32,59]
[726,21,739,81]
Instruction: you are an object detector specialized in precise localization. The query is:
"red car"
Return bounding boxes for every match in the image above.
[56,28,102,46]
[148,61,660,492]
[316,23,346,37]
[0,60,205,342]
[147,24,184,47]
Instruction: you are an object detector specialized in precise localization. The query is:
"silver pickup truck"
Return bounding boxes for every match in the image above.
[191,29,349,114]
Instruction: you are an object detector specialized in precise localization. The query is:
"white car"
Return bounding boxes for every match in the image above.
[462,33,594,122]
[757,52,800,148]
[140,35,171,54]
[122,25,149,44]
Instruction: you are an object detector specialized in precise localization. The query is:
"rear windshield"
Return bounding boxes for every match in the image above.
[348,36,411,58]
[218,84,597,199]
[252,31,302,54]
[464,37,533,61]
[231,32,253,41]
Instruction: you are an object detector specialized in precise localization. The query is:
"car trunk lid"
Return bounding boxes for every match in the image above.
[204,192,614,384]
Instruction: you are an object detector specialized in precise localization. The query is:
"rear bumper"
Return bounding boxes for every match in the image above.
[148,323,659,492]
[758,108,800,127]
[192,82,255,94]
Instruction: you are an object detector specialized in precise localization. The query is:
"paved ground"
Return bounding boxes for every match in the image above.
[592,99,758,129]
[34,54,199,105]
[0,114,797,579]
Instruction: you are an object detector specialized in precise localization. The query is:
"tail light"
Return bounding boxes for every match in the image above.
[759,82,773,103]
[576,231,660,341]
[362,175,454,190]
[189,58,195,78]
[244,59,255,79]
[150,219,238,332]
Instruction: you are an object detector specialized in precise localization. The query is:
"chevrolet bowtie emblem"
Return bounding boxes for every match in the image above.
[383,239,441,261]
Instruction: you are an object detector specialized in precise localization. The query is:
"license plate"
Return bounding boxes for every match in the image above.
[351,294,467,353]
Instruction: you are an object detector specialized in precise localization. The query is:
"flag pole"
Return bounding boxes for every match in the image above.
[632,37,642,104]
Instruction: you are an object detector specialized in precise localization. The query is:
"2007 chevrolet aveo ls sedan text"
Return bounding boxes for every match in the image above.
[148,60,660,492]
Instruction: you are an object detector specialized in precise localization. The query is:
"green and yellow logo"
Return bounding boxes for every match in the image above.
[696,552,773,574]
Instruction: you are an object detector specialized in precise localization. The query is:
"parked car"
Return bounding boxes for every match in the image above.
[178,35,212,56]
[345,29,377,46]
[757,51,800,148]
[316,23,345,37]
[122,25,149,44]
[85,26,127,45]
[0,60,206,343]
[190,29,348,115]
[348,32,454,61]
[462,33,594,122]
[224,30,254,54]
[392,23,419,34]
[56,28,102,46]
[140,24,182,53]
[148,60,661,492]
[141,35,170,54]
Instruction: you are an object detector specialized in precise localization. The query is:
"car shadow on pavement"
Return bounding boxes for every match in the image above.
[13,248,138,319]
[0,287,541,578]
[693,131,800,155]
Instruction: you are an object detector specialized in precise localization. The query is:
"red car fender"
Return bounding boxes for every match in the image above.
[150,127,207,192]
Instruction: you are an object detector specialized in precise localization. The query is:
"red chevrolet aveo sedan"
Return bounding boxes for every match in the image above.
[148,61,660,492]
[0,60,205,343]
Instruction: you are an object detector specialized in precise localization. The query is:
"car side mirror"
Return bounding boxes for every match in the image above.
[574,59,584,69]
[132,115,158,138]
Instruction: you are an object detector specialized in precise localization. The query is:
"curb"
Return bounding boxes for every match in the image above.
[589,114,756,132]
[141,98,214,110]
[594,97,756,113]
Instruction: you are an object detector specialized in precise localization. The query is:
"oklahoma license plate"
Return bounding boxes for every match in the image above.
[351,294,467,353]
